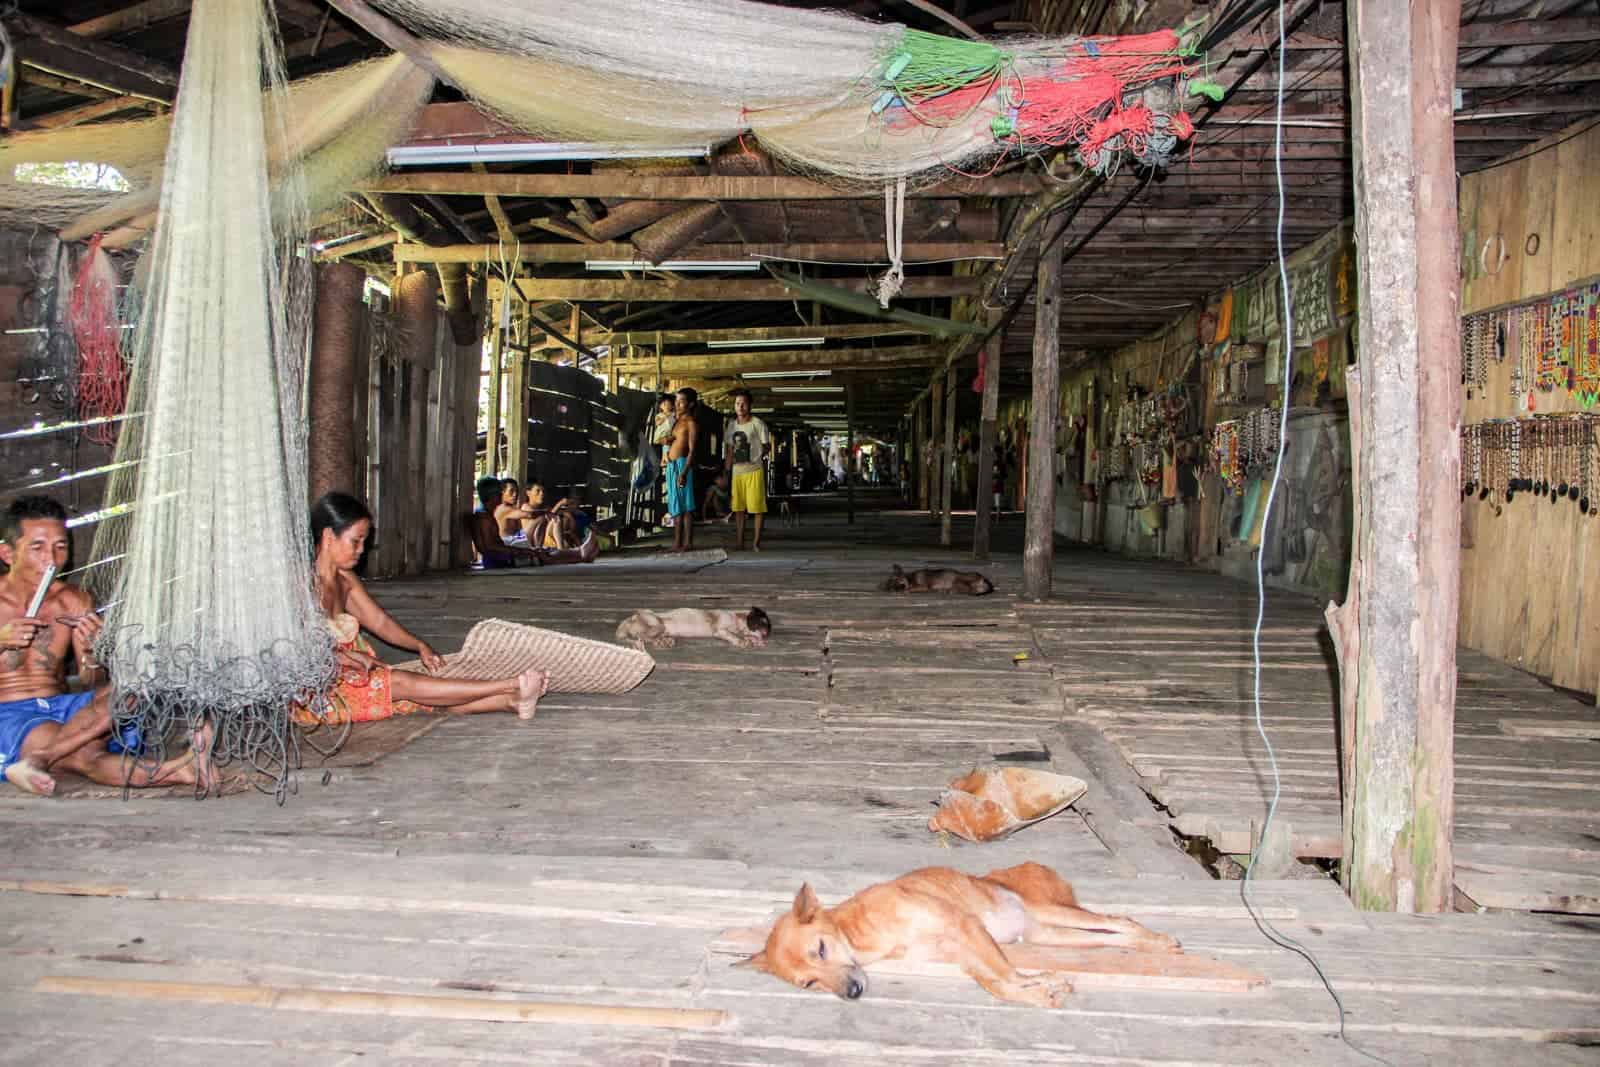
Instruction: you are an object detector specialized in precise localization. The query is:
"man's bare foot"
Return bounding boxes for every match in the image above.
[187,718,216,792]
[5,759,56,796]
[579,531,599,563]
[752,544,762,553]
[515,668,548,719]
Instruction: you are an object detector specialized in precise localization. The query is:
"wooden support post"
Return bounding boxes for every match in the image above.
[1341,0,1461,913]
[940,365,956,545]
[1022,213,1066,601]
[485,289,506,475]
[504,340,528,484]
[654,331,665,393]
[307,261,365,504]
[915,402,928,511]
[973,315,1001,559]
[930,376,944,518]
[846,377,857,524]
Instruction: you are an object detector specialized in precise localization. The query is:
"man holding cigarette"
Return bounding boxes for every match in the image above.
[0,495,209,795]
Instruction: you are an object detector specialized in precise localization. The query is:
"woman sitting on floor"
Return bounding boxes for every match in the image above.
[292,491,549,727]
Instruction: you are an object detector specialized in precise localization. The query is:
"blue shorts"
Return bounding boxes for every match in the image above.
[666,458,695,517]
[0,690,111,778]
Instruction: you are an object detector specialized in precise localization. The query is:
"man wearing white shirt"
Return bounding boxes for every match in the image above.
[724,388,773,552]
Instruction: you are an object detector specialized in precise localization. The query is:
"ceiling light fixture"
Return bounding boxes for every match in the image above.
[768,386,844,393]
[388,142,710,166]
[706,336,825,348]
[585,259,761,272]
[782,400,845,407]
[741,370,833,380]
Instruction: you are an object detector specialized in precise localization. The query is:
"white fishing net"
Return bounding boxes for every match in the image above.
[85,0,336,798]
[0,54,433,230]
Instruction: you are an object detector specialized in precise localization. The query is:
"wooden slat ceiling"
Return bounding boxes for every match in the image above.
[6,0,1600,433]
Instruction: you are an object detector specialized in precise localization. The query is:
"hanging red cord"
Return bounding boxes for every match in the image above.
[68,234,128,446]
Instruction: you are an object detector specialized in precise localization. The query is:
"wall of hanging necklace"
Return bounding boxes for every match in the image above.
[1460,412,1599,518]
[1464,280,1600,412]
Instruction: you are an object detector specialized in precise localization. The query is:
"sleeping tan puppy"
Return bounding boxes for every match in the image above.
[616,607,771,649]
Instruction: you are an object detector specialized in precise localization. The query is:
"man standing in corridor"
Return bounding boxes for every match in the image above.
[725,388,772,552]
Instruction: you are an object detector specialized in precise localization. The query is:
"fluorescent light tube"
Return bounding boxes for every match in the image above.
[782,400,845,407]
[769,386,844,393]
[707,336,825,348]
[388,142,710,165]
[741,370,833,380]
[585,259,761,272]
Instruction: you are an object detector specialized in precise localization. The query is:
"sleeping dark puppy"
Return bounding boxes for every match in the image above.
[880,564,995,596]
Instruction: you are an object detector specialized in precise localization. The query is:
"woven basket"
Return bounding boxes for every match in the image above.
[394,618,655,695]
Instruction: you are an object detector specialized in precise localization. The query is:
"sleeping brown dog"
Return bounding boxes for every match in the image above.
[738,862,1179,1006]
[615,607,771,649]
[880,564,995,595]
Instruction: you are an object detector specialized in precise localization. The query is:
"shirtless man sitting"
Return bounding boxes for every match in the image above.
[471,477,597,568]
[0,495,211,796]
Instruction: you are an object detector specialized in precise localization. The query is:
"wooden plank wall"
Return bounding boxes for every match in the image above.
[0,233,117,541]
[1457,120,1600,696]
[520,361,626,527]
[359,301,478,581]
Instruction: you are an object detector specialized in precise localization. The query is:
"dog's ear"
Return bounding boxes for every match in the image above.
[891,564,904,576]
[791,883,821,922]
[734,950,771,973]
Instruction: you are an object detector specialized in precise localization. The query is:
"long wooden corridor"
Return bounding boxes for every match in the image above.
[1,498,1596,1065]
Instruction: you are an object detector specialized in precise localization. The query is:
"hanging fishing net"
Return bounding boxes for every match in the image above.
[84,0,335,799]
[365,0,1204,185]
[0,53,432,232]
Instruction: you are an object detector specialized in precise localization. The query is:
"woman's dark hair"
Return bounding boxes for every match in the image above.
[310,491,372,552]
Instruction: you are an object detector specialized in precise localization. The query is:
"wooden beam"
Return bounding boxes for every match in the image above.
[9,12,178,103]
[394,241,1007,265]
[321,0,460,93]
[609,346,938,377]
[367,172,1048,201]
[67,0,189,37]
[1022,212,1065,602]
[472,163,517,245]
[514,276,978,303]
[1341,0,1460,914]
[605,323,936,345]
[1235,57,1600,91]
[24,94,150,129]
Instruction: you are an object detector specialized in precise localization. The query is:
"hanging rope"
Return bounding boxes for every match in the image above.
[873,177,906,308]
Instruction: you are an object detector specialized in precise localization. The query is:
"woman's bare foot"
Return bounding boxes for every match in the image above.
[4,759,56,796]
[514,668,549,719]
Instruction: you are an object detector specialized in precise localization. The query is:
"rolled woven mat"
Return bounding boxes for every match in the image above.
[393,618,655,694]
